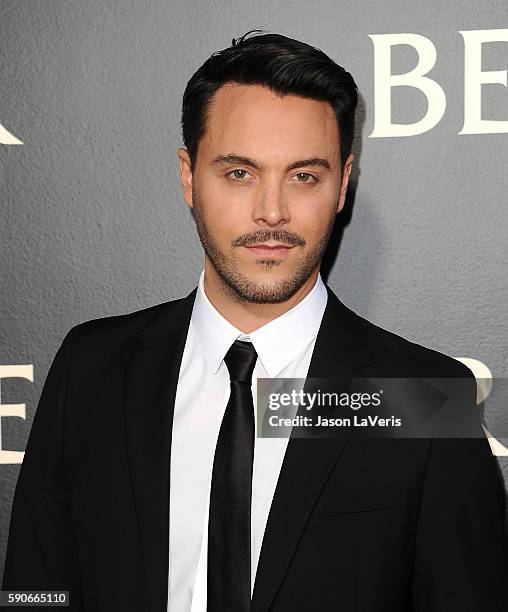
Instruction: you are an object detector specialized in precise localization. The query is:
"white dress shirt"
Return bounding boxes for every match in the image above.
[167,270,328,611]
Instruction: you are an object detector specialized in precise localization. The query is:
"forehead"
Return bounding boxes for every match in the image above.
[201,83,340,167]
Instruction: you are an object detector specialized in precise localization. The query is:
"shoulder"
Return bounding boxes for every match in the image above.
[348,304,474,381]
[58,294,189,379]
[70,295,185,342]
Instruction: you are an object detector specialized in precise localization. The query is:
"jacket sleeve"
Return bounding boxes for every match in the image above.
[411,370,508,611]
[1,327,83,611]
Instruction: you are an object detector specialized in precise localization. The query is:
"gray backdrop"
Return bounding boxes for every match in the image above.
[1,0,507,582]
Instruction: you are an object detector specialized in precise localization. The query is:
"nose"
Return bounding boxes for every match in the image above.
[251,180,290,227]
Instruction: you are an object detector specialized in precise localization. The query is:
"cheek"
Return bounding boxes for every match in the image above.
[197,200,246,247]
[206,203,249,238]
[294,201,335,241]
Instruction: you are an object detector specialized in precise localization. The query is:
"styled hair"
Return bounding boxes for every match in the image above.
[181,29,358,174]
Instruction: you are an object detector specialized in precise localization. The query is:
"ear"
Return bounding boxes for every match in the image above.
[336,153,354,214]
[178,147,193,209]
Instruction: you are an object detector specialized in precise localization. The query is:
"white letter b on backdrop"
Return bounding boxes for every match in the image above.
[369,33,447,138]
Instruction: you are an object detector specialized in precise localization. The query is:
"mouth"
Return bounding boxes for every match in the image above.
[244,243,296,256]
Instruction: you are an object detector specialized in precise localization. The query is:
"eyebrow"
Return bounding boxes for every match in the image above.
[210,154,332,172]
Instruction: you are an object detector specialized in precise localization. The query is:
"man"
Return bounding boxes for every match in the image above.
[2,30,507,612]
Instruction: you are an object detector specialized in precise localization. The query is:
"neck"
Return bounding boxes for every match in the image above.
[202,259,320,334]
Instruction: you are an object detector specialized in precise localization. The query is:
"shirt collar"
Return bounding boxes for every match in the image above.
[191,269,328,377]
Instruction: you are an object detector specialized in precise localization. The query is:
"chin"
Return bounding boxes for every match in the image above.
[241,269,292,285]
[223,269,307,304]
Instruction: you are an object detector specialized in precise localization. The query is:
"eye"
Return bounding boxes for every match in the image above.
[294,172,318,183]
[226,168,250,181]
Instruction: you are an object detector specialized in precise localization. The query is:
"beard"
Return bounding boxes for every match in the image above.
[191,185,335,304]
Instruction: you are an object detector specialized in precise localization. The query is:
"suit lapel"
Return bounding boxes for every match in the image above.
[251,286,375,612]
[123,288,197,612]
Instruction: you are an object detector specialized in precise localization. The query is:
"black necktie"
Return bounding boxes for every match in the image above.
[207,339,258,611]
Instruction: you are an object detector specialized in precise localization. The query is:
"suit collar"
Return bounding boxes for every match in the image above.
[137,286,197,346]
[317,283,375,373]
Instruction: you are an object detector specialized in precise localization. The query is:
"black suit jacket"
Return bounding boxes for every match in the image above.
[2,284,508,611]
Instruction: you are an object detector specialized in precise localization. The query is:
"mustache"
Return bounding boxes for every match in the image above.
[232,230,306,248]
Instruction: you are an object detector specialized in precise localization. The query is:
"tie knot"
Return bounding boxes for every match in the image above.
[224,339,258,384]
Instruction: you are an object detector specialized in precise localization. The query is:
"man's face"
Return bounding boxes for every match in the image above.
[179,83,353,304]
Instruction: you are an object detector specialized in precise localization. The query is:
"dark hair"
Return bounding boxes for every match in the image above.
[181,30,358,174]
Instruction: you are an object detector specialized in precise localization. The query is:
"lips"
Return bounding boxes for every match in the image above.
[244,243,295,255]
